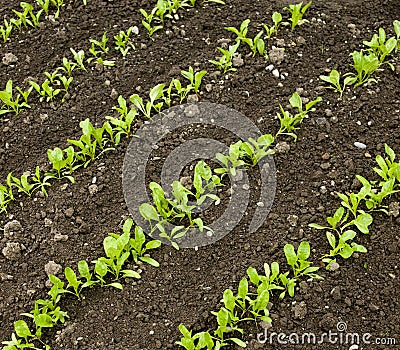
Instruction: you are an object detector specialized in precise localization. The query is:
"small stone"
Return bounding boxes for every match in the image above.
[0,272,14,281]
[180,176,192,188]
[44,218,52,227]
[187,94,199,104]
[265,64,274,71]
[3,220,23,239]
[242,184,250,190]
[88,184,98,195]
[54,234,69,242]
[322,152,330,160]
[389,202,400,217]
[155,340,162,349]
[45,261,62,276]
[268,47,285,65]
[272,69,280,78]
[110,88,118,99]
[276,38,285,47]
[330,286,341,300]
[329,262,340,271]
[292,301,307,319]
[274,142,290,153]
[256,202,264,207]
[64,208,74,218]
[296,36,306,45]
[132,26,139,35]
[287,214,298,227]
[205,84,213,92]
[232,54,244,67]
[2,242,22,260]
[320,185,327,194]
[316,117,326,125]
[325,109,333,117]
[354,142,367,149]
[2,52,18,65]
[369,303,380,311]
[140,43,147,50]
[320,162,331,170]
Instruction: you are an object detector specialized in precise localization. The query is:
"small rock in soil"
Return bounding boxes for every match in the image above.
[2,242,22,260]
[2,52,18,65]
[292,301,307,319]
[205,84,213,92]
[187,94,199,103]
[45,261,62,276]
[287,214,298,227]
[274,142,290,153]
[354,141,367,149]
[88,184,98,195]
[330,286,341,300]
[232,54,244,67]
[0,272,13,281]
[272,69,280,78]
[268,47,285,65]
[64,208,74,218]
[110,88,118,99]
[3,220,23,239]
[329,261,340,271]
[389,202,400,217]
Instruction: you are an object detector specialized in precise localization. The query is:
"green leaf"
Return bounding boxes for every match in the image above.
[223,289,236,312]
[340,230,357,242]
[139,203,159,221]
[64,267,80,290]
[78,260,91,279]
[140,256,160,267]
[284,244,297,266]
[35,314,53,328]
[238,278,248,300]
[289,92,302,110]
[326,232,336,249]
[309,223,328,230]
[339,244,354,259]
[145,240,161,250]
[103,236,119,258]
[216,308,229,327]
[254,289,270,311]
[14,320,32,338]
[230,338,247,347]
[121,269,141,279]
[108,282,123,290]
[297,241,310,261]
[247,267,260,285]
[353,213,373,234]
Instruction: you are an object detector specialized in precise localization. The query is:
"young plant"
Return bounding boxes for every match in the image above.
[394,20,400,52]
[129,83,165,119]
[7,172,36,197]
[89,32,110,53]
[50,0,64,19]
[225,19,250,42]
[70,48,86,71]
[345,50,380,87]
[319,70,354,98]
[209,41,240,73]
[47,146,76,181]
[283,1,312,30]
[36,0,51,14]
[181,66,207,94]
[106,95,137,144]
[59,57,77,76]
[363,27,397,68]
[140,8,163,38]
[114,27,136,56]
[29,79,62,102]
[121,218,161,267]
[215,141,246,177]
[193,160,221,205]
[276,92,322,141]
[263,12,283,43]
[0,19,13,42]
[31,166,53,197]
[0,80,31,116]
[0,182,14,213]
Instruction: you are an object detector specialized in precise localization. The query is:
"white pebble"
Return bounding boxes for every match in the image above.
[272,69,280,78]
[354,142,367,149]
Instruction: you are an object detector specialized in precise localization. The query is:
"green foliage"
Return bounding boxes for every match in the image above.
[363,27,397,68]
[181,66,208,94]
[209,41,240,73]
[263,12,283,43]
[47,146,76,181]
[345,50,380,87]
[0,19,14,42]
[114,27,136,56]
[70,48,86,71]
[283,1,312,30]
[276,92,322,140]
[88,32,115,66]
[215,134,275,176]
[319,70,354,98]
[130,83,165,118]
[0,80,31,116]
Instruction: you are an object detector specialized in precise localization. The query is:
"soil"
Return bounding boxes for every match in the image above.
[1,0,400,349]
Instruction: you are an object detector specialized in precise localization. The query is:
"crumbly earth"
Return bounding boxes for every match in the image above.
[0,0,399,349]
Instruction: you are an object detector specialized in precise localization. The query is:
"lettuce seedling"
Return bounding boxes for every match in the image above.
[0,80,31,116]
[130,83,165,118]
[89,32,110,53]
[345,50,380,86]
[47,146,76,181]
[0,19,14,42]
[140,8,163,38]
[70,48,86,71]
[29,79,62,102]
[373,143,400,182]
[106,95,137,144]
[122,218,161,267]
[263,12,283,44]
[181,66,207,94]
[225,19,250,42]
[215,141,245,177]
[36,0,50,14]
[0,182,14,213]
[363,27,397,68]
[7,172,36,197]
[319,70,354,98]
[209,41,240,73]
[114,27,136,56]
[59,57,77,76]
[283,1,312,30]
[193,160,221,205]
[50,0,64,19]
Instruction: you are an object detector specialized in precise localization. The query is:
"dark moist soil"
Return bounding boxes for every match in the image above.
[1,0,400,349]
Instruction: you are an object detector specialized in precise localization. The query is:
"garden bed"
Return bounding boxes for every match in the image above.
[0,0,399,349]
